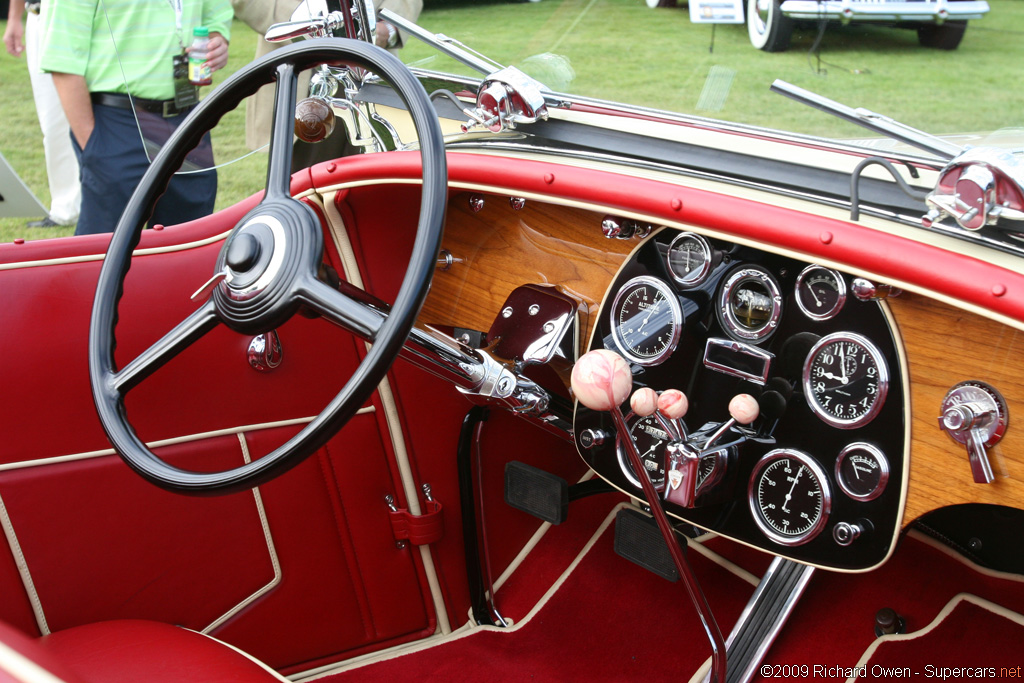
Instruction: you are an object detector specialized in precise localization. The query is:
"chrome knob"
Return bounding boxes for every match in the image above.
[938,381,1008,484]
[578,429,608,449]
[833,521,864,547]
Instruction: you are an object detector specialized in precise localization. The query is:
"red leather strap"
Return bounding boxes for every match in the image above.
[389,500,444,546]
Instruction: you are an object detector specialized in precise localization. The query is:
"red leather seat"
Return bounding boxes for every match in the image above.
[0,620,285,683]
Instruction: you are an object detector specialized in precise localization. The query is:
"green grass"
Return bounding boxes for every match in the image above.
[3,0,1023,242]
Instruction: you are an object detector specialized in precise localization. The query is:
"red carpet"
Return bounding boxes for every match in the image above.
[318,503,756,682]
[857,595,1024,681]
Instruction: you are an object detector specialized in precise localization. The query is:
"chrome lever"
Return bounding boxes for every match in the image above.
[571,350,726,683]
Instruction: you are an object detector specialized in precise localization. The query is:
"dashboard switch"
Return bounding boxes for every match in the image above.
[579,429,608,449]
[833,521,865,546]
[938,381,1008,484]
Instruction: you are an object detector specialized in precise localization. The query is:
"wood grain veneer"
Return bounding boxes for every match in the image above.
[419,192,635,348]
[890,293,1024,526]
[419,194,1024,527]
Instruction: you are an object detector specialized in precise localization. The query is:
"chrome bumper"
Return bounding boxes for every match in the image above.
[778,0,989,23]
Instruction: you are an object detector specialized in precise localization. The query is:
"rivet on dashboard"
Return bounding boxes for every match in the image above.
[510,197,526,210]
[469,194,485,212]
[543,173,555,185]
[992,284,1007,297]
[671,198,683,212]
[326,162,337,173]
[819,231,833,244]
[501,306,514,318]
[153,225,164,231]
[13,239,24,245]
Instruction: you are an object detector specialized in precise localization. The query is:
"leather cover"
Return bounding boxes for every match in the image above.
[39,620,282,683]
[389,500,444,546]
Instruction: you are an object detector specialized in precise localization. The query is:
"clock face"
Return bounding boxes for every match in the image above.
[803,332,889,429]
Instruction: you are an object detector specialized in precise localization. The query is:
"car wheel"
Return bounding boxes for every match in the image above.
[645,0,677,7]
[747,0,793,51]
[918,20,967,49]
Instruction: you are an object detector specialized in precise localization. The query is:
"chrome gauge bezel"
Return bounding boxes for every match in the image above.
[615,410,681,491]
[666,232,713,288]
[835,442,889,502]
[610,276,683,366]
[802,332,889,429]
[795,265,847,321]
[717,267,783,343]
[748,449,832,547]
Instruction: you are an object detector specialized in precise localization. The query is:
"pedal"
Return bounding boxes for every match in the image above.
[504,461,568,524]
[614,507,680,582]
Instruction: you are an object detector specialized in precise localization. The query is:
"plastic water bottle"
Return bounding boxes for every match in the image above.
[188,26,212,86]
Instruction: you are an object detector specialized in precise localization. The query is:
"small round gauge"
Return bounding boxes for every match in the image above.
[749,449,831,546]
[667,232,713,288]
[795,265,847,321]
[803,332,889,429]
[836,443,889,501]
[611,276,683,366]
[717,267,783,342]
[617,412,679,490]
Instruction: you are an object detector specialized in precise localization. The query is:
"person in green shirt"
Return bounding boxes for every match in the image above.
[38,0,232,236]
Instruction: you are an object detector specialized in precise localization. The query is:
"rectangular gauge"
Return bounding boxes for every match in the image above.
[703,337,773,385]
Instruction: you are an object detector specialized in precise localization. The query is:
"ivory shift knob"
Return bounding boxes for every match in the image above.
[571,350,633,412]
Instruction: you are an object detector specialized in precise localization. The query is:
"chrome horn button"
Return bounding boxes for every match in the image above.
[223,215,288,299]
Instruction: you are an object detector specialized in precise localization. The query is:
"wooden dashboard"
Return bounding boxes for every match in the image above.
[417,191,1024,531]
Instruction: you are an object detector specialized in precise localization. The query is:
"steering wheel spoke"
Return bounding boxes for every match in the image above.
[111,299,220,395]
[266,62,299,199]
[298,275,387,342]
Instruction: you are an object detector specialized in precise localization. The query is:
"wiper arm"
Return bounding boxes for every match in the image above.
[379,8,503,76]
[770,80,963,161]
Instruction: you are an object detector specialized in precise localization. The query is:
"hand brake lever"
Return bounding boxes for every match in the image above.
[571,350,727,683]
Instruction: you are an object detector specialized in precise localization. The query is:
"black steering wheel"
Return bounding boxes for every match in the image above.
[89,39,447,495]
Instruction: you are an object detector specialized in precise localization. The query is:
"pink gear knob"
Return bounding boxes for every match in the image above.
[630,387,658,417]
[657,389,688,420]
[728,393,760,425]
[571,349,633,412]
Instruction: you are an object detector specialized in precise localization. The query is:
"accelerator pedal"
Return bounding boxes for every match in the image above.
[504,461,568,524]
[614,507,680,582]
[702,557,815,683]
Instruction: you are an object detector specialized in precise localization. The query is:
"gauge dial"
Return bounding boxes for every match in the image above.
[836,443,889,501]
[795,265,846,321]
[717,267,783,342]
[667,232,713,288]
[803,332,889,429]
[749,449,831,546]
[611,276,683,366]
[617,412,678,490]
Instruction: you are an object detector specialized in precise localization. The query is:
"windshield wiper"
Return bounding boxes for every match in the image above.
[770,80,963,161]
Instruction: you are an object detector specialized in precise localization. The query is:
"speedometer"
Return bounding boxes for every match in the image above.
[749,449,831,546]
[610,276,683,366]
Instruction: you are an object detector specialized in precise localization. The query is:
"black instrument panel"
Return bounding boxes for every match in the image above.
[573,229,906,571]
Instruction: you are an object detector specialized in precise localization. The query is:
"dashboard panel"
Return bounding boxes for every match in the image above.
[573,228,907,571]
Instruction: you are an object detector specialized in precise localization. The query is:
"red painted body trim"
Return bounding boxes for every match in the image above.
[310,151,1024,324]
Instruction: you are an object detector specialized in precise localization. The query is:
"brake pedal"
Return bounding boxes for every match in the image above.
[504,461,568,524]
[614,507,680,582]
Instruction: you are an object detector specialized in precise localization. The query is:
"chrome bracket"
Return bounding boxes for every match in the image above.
[461,67,549,134]
[923,148,1024,231]
[939,380,1009,484]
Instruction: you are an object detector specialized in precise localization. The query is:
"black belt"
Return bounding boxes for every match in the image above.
[90,92,187,118]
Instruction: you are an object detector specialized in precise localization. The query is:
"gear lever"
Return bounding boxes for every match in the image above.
[571,349,727,683]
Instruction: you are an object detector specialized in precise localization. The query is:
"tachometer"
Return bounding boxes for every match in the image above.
[803,332,889,429]
[610,276,683,366]
[749,449,831,546]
